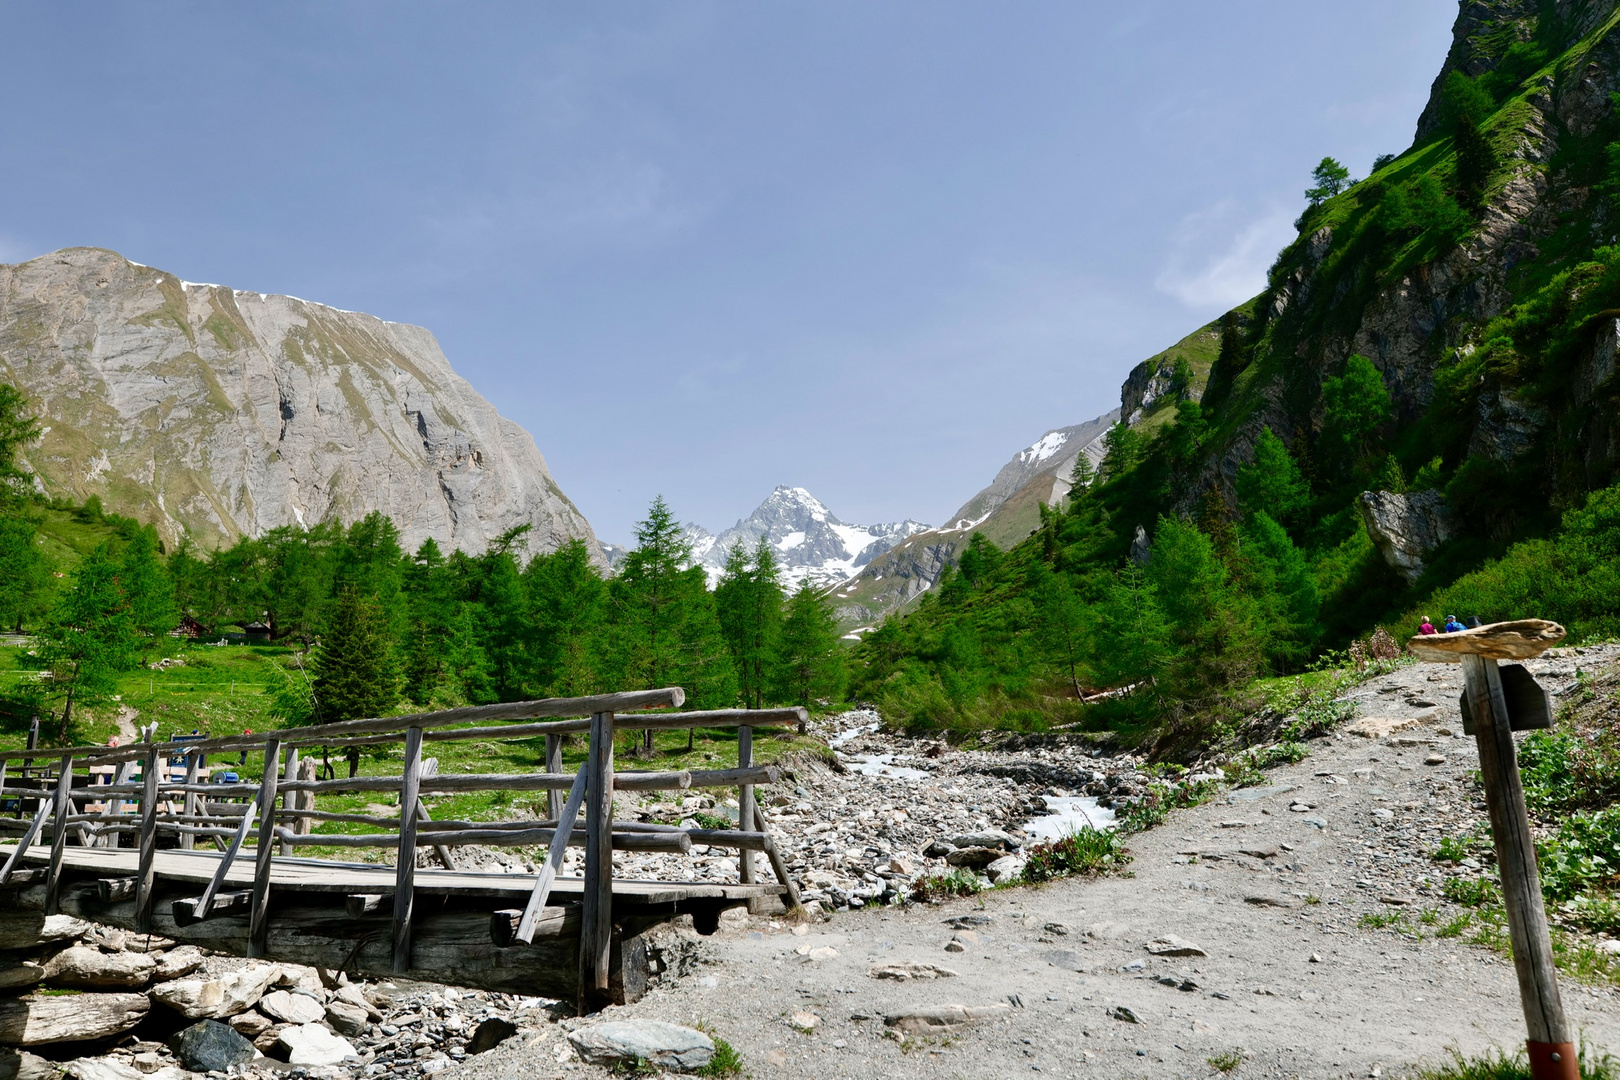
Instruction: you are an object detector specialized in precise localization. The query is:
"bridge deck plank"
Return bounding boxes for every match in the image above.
[0,843,783,906]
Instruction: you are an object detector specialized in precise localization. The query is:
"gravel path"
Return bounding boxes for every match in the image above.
[445,647,1620,1079]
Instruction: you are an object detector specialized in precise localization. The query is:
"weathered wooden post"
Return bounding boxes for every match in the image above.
[280,747,300,856]
[135,743,161,931]
[737,724,756,887]
[1408,618,1575,1080]
[545,734,563,819]
[249,735,282,958]
[392,726,424,973]
[179,749,203,851]
[580,710,615,999]
[44,754,73,915]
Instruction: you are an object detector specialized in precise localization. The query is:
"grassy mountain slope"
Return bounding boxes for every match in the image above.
[848,0,1620,739]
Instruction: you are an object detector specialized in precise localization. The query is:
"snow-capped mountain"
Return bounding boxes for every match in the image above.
[684,487,930,591]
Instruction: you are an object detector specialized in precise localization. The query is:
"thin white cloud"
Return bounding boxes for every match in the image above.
[1154,200,1296,309]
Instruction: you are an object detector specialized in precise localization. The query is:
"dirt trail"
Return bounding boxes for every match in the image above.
[448,650,1620,1079]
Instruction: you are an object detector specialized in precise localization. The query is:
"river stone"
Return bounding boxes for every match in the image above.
[331,984,380,1020]
[170,1020,256,1073]
[1144,935,1208,957]
[868,963,958,981]
[258,991,325,1025]
[43,946,156,989]
[151,947,204,981]
[882,1004,1011,1034]
[984,854,1025,883]
[465,1017,517,1054]
[567,1020,714,1072]
[152,965,279,1019]
[324,1001,370,1037]
[947,831,1017,851]
[944,846,1003,869]
[227,1012,273,1038]
[276,1024,357,1066]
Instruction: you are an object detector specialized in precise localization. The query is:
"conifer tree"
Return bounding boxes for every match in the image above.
[37,543,140,737]
[1319,354,1393,482]
[0,382,40,505]
[714,538,784,711]
[309,586,399,724]
[1234,427,1311,526]
[1031,563,1090,696]
[1099,421,1142,480]
[0,514,52,632]
[772,583,844,707]
[526,539,607,696]
[118,527,177,651]
[609,496,736,750]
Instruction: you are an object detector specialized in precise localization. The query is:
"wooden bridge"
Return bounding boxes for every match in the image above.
[0,688,803,1007]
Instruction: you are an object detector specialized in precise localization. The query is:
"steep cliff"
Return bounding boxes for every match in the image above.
[1189,0,1620,547]
[0,248,601,561]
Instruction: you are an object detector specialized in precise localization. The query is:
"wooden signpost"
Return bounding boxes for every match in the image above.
[1407,619,1575,1080]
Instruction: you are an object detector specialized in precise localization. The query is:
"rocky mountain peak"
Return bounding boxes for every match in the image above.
[0,247,601,562]
[678,487,929,591]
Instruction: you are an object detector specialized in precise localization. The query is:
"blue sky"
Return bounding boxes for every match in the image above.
[0,3,1457,542]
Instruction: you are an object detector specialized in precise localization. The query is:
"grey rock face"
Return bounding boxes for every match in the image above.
[1,248,600,562]
[1358,489,1452,585]
[944,411,1118,531]
[169,1020,255,1073]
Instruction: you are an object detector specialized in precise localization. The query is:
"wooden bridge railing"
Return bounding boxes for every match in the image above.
[0,688,805,994]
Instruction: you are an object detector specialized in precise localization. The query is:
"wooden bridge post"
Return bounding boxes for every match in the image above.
[249,735,282,958]
[44,755,72,915]
[545,734,563,819]
[179,749,202,851]
[580,710,615,996]
[135,744,160,931]
[392,726,424,974]
[737,725,756,886]
[280,747,300,856]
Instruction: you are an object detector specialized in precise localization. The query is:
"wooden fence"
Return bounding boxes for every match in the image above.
[0,688,803,995]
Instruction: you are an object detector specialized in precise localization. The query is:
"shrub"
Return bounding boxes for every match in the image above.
[1021,829,1130,883]
[1443,875,1500,907]
[909,868,985,902]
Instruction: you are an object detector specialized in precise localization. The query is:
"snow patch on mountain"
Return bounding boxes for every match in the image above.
[681,486,930,590]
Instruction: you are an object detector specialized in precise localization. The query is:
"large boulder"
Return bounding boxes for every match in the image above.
[567,1021,714,1072]
[1358,489,1452,585]
[151,965,278,1019]
[275,1024,357,1067]
[170,1020,256,1073]
[42,947,155,990]
[0,917,86,953]
[0,1050,58,1080]
[0,994,149,1045]
[0,964,43,993]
